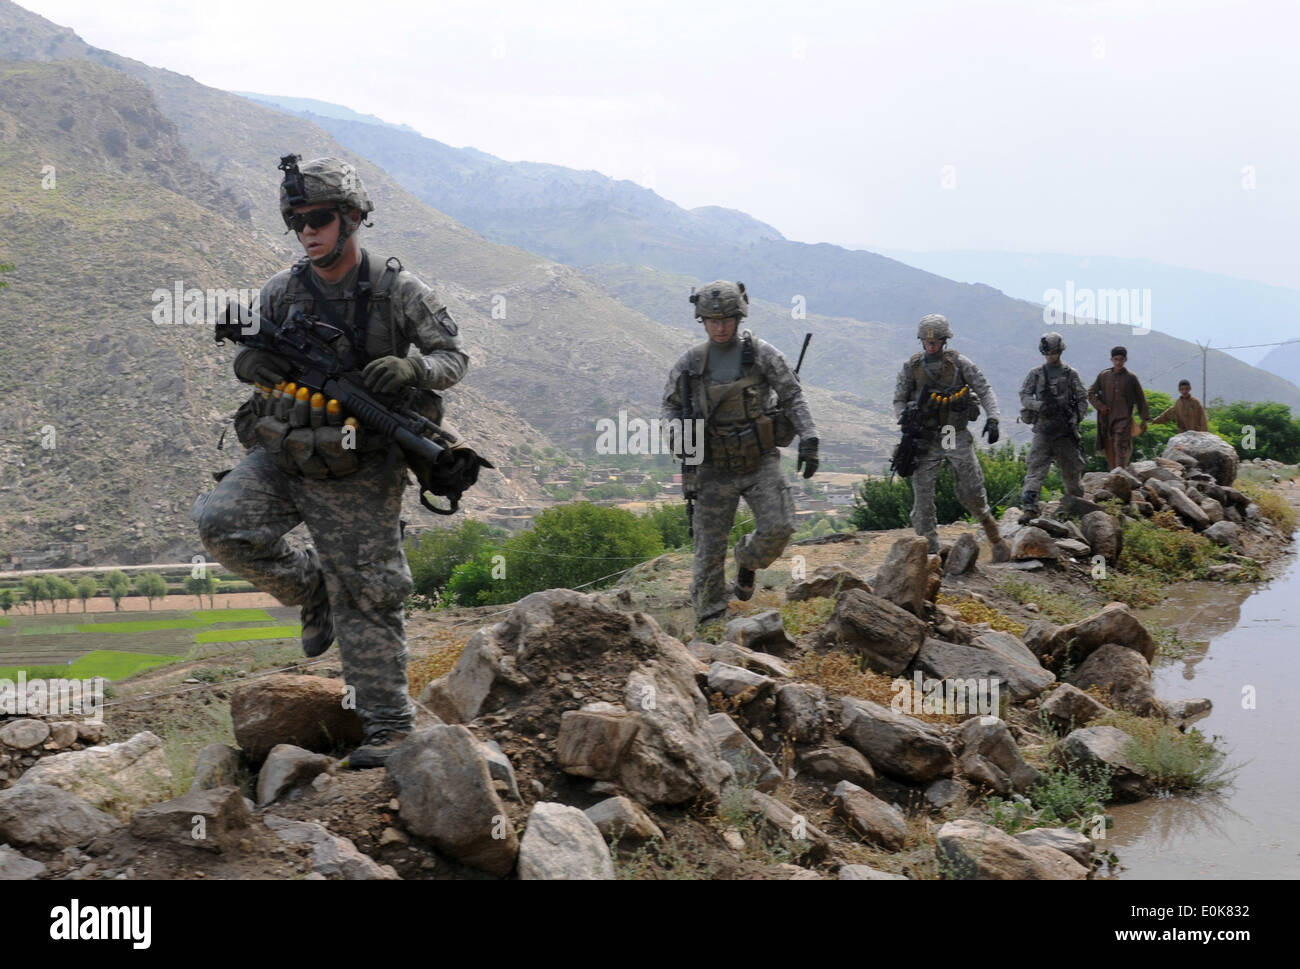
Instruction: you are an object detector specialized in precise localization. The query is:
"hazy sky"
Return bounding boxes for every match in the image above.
[21,0,1300,289]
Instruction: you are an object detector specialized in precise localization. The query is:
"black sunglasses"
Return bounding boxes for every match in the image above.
[287,208,339,232]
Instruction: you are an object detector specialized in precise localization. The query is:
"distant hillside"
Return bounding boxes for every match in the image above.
[248,97,1300,415]
[879,249,1300,367]
[1258,341,1300,389]
[233,92,419,134]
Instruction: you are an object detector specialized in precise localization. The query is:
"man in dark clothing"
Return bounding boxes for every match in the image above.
[1087,346,1149,470]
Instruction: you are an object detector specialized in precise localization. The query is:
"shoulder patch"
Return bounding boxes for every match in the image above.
[420,291,458,336]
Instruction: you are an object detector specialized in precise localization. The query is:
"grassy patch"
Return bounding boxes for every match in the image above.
[1094,567,1165,607]
[984,760,1113,836]
[153,703,239,799]
[1237,481,1297,532]
[0,617,11,627]
[78,618,207,633]
[194,625,301,644]
[935,593,1026,635]
[1119,512,1225,579]
[1097,711,1237,793]
[994,577,1093,624]
[791,651,961,724]
[0,650,180,680]
[408,635,469,698]
[779,596,835,637]
[19,624,81,636]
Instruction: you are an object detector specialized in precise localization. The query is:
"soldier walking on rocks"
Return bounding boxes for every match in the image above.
[892,314,1009,561]
[662,281,818,627]
[1087,346,1149,470]
[192,156,470,768]
[1017,332,1090,524]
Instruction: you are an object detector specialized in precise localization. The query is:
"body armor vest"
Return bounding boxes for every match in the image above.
[910,349,979,432]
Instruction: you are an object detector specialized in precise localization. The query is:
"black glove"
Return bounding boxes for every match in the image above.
[982,418,1000,444]
[797,437,820,479]
[233,348,291,386]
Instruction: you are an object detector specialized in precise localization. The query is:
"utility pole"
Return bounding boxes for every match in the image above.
[1199,340,1209,404]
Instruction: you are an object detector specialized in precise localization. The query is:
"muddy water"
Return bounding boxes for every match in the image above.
[1106,531,1300,878]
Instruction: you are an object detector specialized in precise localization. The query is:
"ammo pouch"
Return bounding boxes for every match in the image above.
[234,395,261,451]
[255,416,367,479]
[707,423,764,475]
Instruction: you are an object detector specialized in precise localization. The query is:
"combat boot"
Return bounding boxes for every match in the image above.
[300,586,335,658]
[980,513,1011,563]
[344,728,411,769]
[734,568,756,601]
[1017,492,1041,526]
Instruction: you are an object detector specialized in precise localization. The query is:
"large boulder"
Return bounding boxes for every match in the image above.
[872,536,931,616]
[819,589,927,675]
[1010,527,1057,561]
[1079,511,1122,563]
[229,675,363,762]
[832,780,906,850]
[706,662,775,701]
[129,786,252,853]
[191,743,241,793]
[952,716,1040,795]
[839,697,955,783]
[914,637,1054,702]
[1203,520,1243,550]
[795,745,876,789]
[1071,644,1163,717]
[1014,827,1095,867]
[0,844,46,880]
[1155,480,1211,530]
[419,590,731,807]
[1164,431,1238,485]
[1038,603,1155,671]
[775,683,828,744]
[0,784,120,848]
[15,731,172,817]
[518,802,614,880]
[0,719,50,751]
[943,532,980,576]
[387,725,519,877]
[706,713,782,792]
[1058,493,1105,520]
[263,815,399,880]
[936,819,1087,879]
[555,705,640,780]
[1058,726,1155,801]
[724,611,797,656]
[584,797,663,844]
[1038,683,1112,732]
[785,564,870,601]
[256,744,335,807]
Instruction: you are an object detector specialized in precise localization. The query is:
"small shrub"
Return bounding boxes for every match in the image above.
[780,596,835,637]
[1098,711,1238,793]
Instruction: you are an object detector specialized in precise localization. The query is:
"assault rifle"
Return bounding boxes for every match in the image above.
[215,303,492,514]
[889,385,931,481]
[678,371,698,537]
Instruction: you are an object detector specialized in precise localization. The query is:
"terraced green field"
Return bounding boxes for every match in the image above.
[0,607,299,679]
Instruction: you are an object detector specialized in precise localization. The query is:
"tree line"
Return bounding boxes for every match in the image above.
[0,571,221,615]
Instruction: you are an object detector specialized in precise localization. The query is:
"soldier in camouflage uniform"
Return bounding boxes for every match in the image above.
[192,156,468,768]
[1017,332,1089,524]
[662,281,818,626]
[893,314,1009,560]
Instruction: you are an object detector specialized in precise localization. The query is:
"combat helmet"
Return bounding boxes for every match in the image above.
[278,154,374,267]
[1039,331,1066,354]
[690,280,749,320]
[916,313,953,342]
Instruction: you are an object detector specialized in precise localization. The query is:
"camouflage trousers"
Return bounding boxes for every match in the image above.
[1023,429,1085,500]
[910,430,991,551]
[191,446,415,735]
[691,451,796,622]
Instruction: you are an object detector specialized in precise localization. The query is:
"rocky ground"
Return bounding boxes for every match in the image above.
[1,434,1296,881]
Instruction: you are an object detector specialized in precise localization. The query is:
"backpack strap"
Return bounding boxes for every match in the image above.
[293,251,374,370]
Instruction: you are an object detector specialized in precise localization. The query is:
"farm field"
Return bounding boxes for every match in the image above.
[0,607,301,679]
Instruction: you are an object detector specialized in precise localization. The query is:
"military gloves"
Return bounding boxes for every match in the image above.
[982,419,1000,444]
[362,356,423,394]
[797,437,820,478]
[233,348,292,386]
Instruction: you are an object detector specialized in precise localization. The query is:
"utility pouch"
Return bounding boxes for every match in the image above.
[234,394,261,451]
[769,411,796,447]
[754,414,777,452]
[709,424,763,475]
[255,415,292,471]
[284,427,331,478]
[315,425,361,478]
